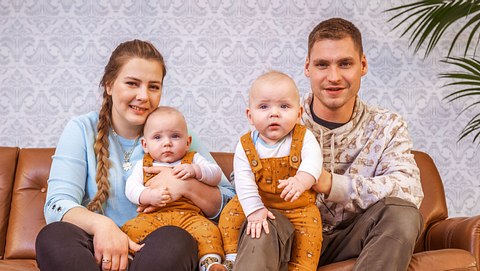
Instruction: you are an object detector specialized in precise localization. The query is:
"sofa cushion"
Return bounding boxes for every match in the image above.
[211,152,234,178]
[317,249,477,270]
[0,259,38,271]
[0,147,19,259]
[4,148,53,259]
[412,151,449,252]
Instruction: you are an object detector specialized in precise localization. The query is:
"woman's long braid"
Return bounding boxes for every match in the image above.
[87,93,112,213]
[86,39,166,213]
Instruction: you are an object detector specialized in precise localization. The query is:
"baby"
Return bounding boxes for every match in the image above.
[121,106,227,271]
[219,71,323,271]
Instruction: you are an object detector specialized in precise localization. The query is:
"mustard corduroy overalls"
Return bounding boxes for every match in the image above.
[121,151,224,259]
[219,125,322,271]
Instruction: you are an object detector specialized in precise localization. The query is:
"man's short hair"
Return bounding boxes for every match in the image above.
[308,18,363,57]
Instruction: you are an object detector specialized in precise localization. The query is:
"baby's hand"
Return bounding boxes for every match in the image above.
[137,187,171,213]
[137,204,160,213]
[147,187,171,207]
[278,176,307,202]
[246,208,275,238]
[172,164,197,180]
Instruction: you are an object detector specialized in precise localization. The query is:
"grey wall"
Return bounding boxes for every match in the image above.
[0,0,478,217]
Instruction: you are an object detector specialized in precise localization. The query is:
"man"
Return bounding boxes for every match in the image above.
[234,18,424,271]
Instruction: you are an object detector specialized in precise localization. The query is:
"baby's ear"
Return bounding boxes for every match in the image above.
[297,105,303,123]
[141,137,149,153]
[186,135,192,148]
[246,107,253,125]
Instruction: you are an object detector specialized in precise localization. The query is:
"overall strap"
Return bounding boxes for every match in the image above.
[143,153,155,183]
[240,132,262,173]
[181,151,196,164]
[289,124,306,169]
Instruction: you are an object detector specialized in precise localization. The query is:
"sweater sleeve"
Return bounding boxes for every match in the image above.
[125,160,147,205]
[234,141,264,217]
[44,118,89,224]
[298,129,323,182]
[328,116,424,209]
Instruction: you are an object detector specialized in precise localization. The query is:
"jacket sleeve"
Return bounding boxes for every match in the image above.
[327,116,424,210]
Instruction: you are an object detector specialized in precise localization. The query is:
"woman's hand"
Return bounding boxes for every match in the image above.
[143,164,223,218]
[92,218,143,271]
[144,166,189,202]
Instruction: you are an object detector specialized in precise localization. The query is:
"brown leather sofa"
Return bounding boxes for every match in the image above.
[0,147,478,271]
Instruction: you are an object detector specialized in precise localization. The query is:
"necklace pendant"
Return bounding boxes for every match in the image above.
[123,161,132,171]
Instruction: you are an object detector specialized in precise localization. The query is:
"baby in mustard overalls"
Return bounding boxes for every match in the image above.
[121,106,228,271]
[218,71,323,271]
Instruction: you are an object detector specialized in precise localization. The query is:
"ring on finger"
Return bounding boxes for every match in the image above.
[102,258,111,263]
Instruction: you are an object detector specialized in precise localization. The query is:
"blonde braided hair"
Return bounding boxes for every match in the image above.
[87,39,166,213]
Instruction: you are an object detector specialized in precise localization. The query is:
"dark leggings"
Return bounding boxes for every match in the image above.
[35,222,198,271]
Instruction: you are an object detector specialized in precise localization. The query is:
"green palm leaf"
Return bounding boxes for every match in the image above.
[387,0,480,57]
[440,57,480,142]
[388,1,480,143]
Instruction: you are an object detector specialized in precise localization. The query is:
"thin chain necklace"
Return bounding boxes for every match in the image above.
[111,129,140,171]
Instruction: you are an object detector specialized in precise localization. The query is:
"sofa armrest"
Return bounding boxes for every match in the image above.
[425,216,480,266]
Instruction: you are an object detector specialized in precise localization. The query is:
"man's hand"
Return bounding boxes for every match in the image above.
[312,169,333,196]
[246,208,275,238]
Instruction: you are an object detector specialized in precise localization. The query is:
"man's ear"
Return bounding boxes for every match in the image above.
[361,54,368,76]
[304,57,311,77]
[141,137,148,153]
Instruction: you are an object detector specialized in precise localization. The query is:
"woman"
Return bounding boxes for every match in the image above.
[35,39,234,271]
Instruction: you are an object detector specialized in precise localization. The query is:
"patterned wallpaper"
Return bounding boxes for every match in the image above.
[0,0,478,217]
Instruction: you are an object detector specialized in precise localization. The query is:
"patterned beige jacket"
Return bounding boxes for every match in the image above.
[301,93,424,232]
